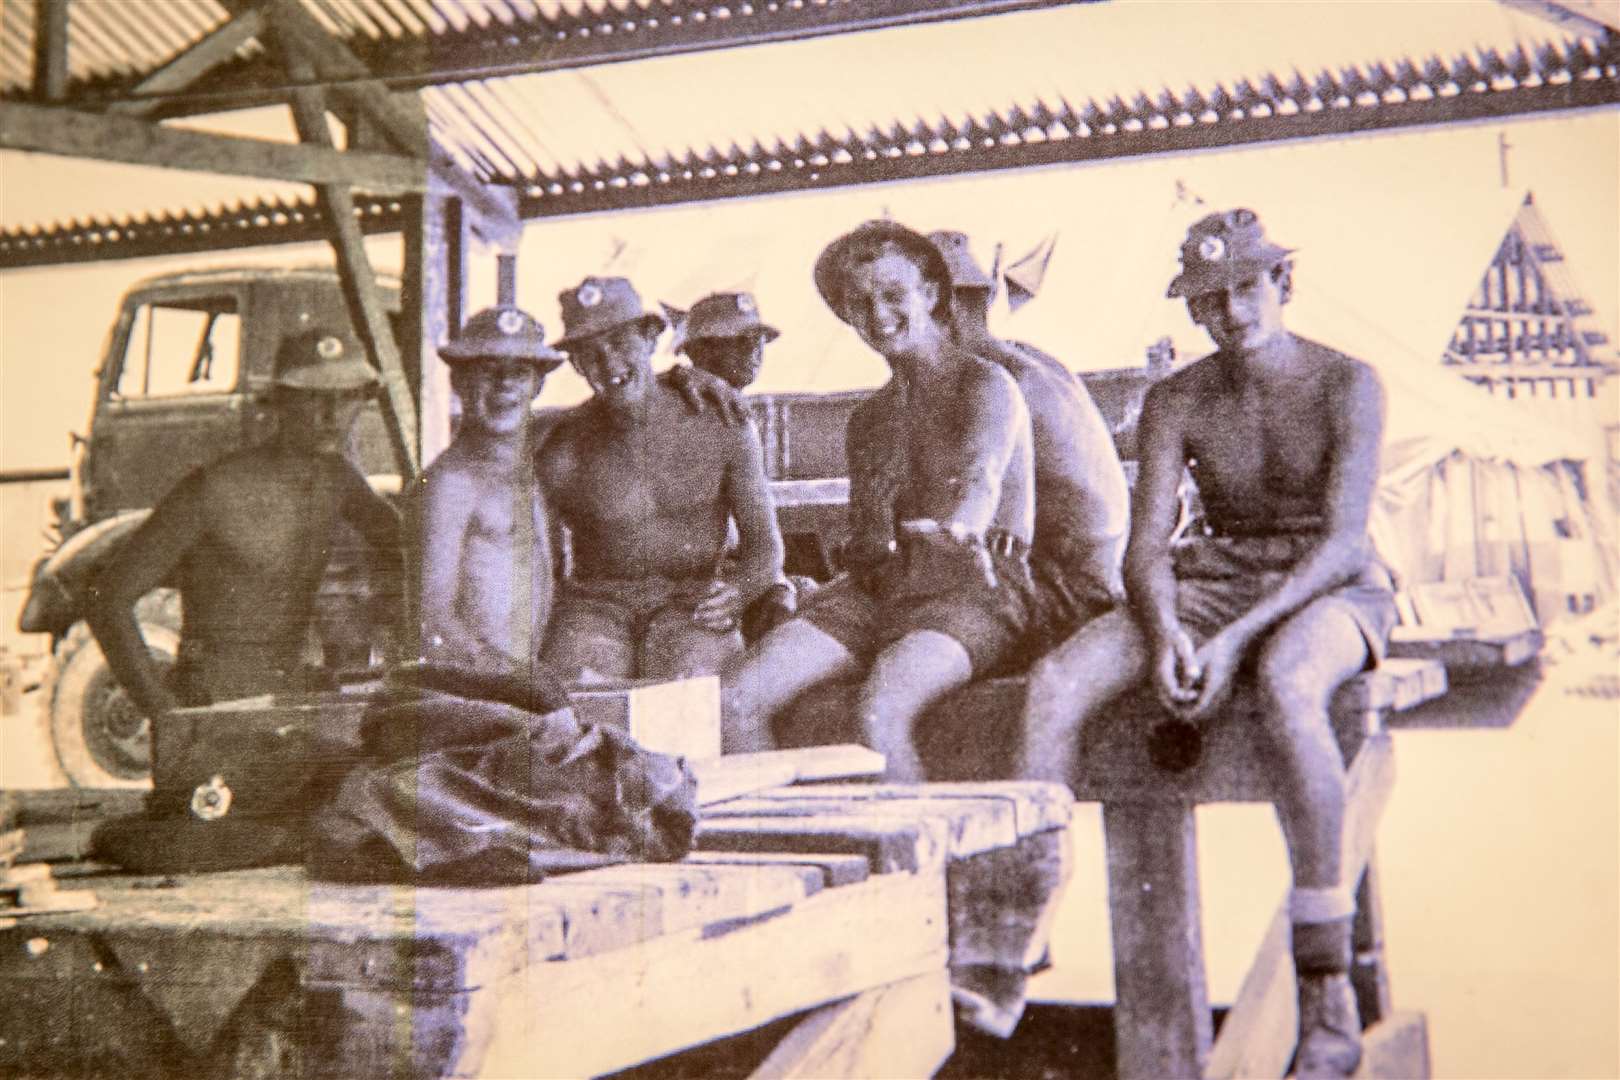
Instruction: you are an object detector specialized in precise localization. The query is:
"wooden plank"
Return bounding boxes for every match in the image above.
[710,792,1017,858]
[477,868,950,1078]
[1352,1011,1432,1079]
[32,0,69,102]
[1204,734,1398,1080]
[283,62,421,477]
[695,812,950,875]
[753,780,1073,837]
[693,745,887,806]
[8,788,149,825]
[749,970,955,1080]
[682,850,871,888]
[1335,660,1447,712]
[108,10,268,117]
[1351,855,1393,1027]
[571,677,721,762]
[1388,627,1543,670]
[1105,801,1213,1080]
[0,102,429,192]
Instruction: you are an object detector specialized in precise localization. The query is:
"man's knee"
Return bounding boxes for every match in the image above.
[1255,651,1335,730]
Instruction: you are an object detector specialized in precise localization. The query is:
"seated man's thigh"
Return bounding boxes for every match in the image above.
[1253,597,1376,725]
[641,610,743,680]
[540,594,636,684]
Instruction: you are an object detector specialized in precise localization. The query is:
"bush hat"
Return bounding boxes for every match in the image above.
[814,220,953,321]
[440,306,564,370]
[273,329,377,392]
[552,276,667,351]
[678,291,779,352]
[1167,208,1295,299]
[928,229,994,290]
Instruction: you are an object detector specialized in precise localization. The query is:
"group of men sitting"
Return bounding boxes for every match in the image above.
[87,209,1395,1078]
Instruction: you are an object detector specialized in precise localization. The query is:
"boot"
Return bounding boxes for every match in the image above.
[1292,970,1363,1079]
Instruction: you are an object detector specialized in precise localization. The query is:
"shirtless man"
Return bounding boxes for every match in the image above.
[87,330,402,716]
[1015,209,1396,1078]
[723,220,1037,782]
[415,305,560,679]
[929,229,1129,656]
[538,276,785,683]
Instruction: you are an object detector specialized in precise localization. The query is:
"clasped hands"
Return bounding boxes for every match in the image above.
[1151,623,1245,723]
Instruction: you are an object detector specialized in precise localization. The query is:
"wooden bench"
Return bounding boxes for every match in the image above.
[780,657,1449,1079]
[0,779,1075,1079]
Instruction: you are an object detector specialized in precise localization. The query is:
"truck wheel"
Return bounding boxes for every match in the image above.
[45,591,179,789]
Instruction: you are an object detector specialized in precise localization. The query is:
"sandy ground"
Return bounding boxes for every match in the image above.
[2,655,1615,1077]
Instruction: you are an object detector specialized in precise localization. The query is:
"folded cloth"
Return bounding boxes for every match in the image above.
[309,679,699,886]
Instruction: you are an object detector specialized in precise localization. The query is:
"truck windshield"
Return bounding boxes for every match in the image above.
[114,299,241,400]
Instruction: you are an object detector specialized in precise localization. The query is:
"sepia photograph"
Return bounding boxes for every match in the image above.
[1,1,1616,1077]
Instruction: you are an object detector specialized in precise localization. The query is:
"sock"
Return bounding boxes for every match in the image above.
[1292,917,1353,976]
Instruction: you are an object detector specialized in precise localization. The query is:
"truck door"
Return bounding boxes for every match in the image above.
[87,288,247,516]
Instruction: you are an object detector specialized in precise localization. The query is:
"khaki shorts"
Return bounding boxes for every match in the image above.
[1171,533,1398,665]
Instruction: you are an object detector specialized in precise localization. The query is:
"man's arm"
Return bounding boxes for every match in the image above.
[695,419,785,630]
[662,365,748,425]
[1125,379,1201,713]
[84,472,207,716]
[926,363,1027,535]
[1215,361,1385,653]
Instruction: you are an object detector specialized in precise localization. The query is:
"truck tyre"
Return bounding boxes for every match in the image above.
[45,589,180,788]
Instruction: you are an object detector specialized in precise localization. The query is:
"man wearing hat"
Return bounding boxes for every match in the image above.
[416,305,562,678]
[928,229,1130,656]
[721,220,1038,783]
[1015,208,1395,1078]
[88,328,403,717]
[677,290,780,391]
[537,276,785,683]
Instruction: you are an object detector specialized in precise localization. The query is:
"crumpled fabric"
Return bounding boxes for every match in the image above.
[309,670,698,885]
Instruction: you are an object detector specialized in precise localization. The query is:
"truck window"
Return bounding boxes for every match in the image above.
[114,299,241,399]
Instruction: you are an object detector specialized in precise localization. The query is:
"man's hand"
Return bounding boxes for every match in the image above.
[691,579,744,632]
[1186,629,1245,721]
[1151,624,1202,717]
[665,365,748,425]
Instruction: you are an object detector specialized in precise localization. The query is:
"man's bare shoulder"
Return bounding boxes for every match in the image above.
[421,443,487,495]
[1295,337,1383,394]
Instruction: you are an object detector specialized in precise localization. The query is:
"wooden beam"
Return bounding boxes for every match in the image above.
[749,970,955,1080]
[1106,802,1214,1079]
[0,101,427,192]
[1499,0,1620,36]
[1204,734,1398,1080]
[283,66,420,477]
[108,10,267,118]
[32,0,69,102]
[256,0,522,246]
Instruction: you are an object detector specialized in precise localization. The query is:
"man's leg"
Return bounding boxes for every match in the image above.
[1015,608,1150,786]
[641,610,744,680]
[538,591,636,685]
[856,630,973,783]
[719,618,862,755]
[1253,599,1375,1079]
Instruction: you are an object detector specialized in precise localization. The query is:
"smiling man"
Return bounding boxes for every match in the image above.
[87,329,402,716]
[416,305,561,679]
[677,290,780,391]
[721,220,1037,782]
[537,276,784,683]
[1014,209,1396,1079]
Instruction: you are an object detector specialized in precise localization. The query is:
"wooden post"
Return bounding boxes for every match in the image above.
[1104,801,1213,1080]
[497,253,517,307]
[402,191,464,468]
[281,48,421,477]
[32,0,69,102]
[1352,853,1393,1028]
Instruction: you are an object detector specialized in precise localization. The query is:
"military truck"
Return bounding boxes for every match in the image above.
[18,263,1159,788]
[17,267,408,787]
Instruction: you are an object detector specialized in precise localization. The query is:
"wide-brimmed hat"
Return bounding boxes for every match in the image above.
[273,329,378,392]
[552,276,667,351]
[677,291,780,352]
[813,220,953,320]
[928,230,994,290]
[440,305,563,371]
[1166,208,1295,299]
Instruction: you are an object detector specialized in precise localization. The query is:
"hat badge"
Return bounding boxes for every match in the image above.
[496,309,526,335]
[737,294,755,315]
[577,282,604,308]
[1198,236,1227,262]
[316,335,344,359]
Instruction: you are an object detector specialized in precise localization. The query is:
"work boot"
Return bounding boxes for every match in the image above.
[1292,970,1363,1079]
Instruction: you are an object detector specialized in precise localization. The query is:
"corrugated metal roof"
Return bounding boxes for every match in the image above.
[1,2,1616,266]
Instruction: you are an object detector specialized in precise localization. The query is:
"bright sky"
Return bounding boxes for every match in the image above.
[1,1,1616,471]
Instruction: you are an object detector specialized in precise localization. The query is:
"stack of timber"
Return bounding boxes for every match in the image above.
[0,745,1075,1079]
[0,820,98,928]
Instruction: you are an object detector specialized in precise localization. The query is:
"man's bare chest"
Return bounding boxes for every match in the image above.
[203,485,341,572]
[1185,389,1335,494]
[564,434,725,522]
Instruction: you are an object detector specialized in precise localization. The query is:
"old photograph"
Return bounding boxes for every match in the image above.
[1,1,1617,1077]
